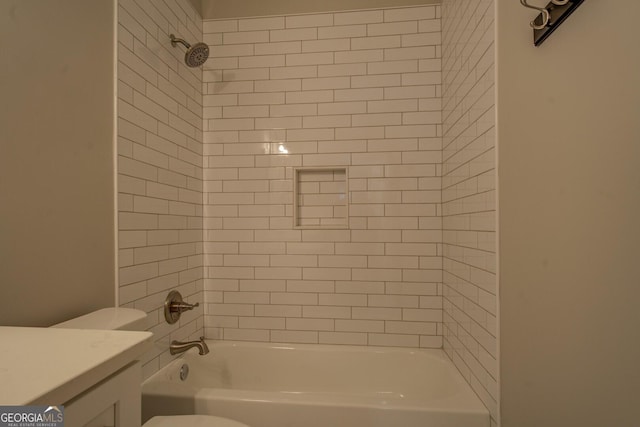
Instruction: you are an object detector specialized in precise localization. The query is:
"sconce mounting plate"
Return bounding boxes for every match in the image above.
[533,0,585,46]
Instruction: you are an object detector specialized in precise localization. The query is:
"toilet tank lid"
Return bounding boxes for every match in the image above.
[144,416,250,427]
[52,308,147,331]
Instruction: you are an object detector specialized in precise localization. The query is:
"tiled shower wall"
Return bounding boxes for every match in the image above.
[441,0,498,424]
[202,5,445,348]
[116,0,204,378]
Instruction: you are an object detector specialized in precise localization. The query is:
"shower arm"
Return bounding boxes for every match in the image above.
[170,34,191,49]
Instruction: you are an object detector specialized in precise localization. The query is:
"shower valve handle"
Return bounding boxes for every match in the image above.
[170,301,199,313]
[164,290,199,324]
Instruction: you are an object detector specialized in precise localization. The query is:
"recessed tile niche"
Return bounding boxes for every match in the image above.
[293,167,349,229]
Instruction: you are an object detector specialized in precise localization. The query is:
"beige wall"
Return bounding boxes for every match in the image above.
[497,2,640,426]
[201,0,438,19]
[0,0,115,326]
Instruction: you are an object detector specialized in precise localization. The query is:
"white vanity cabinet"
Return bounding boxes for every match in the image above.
[0,327,152,427]
[64,362,141,427]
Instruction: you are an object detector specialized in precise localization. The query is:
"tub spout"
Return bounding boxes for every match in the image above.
[170,336,209,355]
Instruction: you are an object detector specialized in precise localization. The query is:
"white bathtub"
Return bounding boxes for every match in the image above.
[142,341,489,427]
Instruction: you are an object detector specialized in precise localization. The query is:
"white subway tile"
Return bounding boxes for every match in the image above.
[255,117,303,129]
[239,316,285,330]
[303,268,351,281]
[287,318,333,331]
[224,291,269,304]
[270,103,318,117]
[384,321,436,335]
[255,267,302,280]
[254,41,301,56]
[336,319,384,333]
[319,332,367,345]
[239,55,286,69]
[334,10,383,26]
[223,106,269,118]
[352,35,401,50]
[319,293,367,306]
[270,65,317,79]
[385,46,436,61]
[369,294,419,308]
[286,90,334,103]
[224,328,270,341]
[318,63,367,77]
[368,60,418,75]
[352,307,401,320]
[368,21,417,36]
[404,111,441,125]
[286,13,333,28]
[318,140,367,153]
[211,118,254,131]
[238,92,286,105]
[419,58,441,72]
[302,76,350,91]
[318,25,367,39]
[271,330,318,343]
[224,31,269,44]
[418,19,441,33]
[384,6,436,22]
[287,128,335,141]
[204,94,238,107]
[255,304,302,317]
[209,303,253,316]
[335,126,384,140]
[205,57,239,69]
[402,33,441,47]
[239,16,285,31]
[386,124,437,138]
[302,153,350,167]
[270,255,318,267]
[334,88,383,102]
[384,85,436,99]
[335,281,385,294]
[352,113,401,127]
[419,335,442,348]
[317,101,366,115]
[272,292,318,305]
[204,20,238,33]
[368,333,419,347]
[335,49,383,64]
[318,255,367,268]
[203,33,223,46]
[303,115,351,128]
[208,81,254,94]
[402,308,441,322]
[209,44,254,58]
[303,306,350,319]
[271,27,318,42]
[302,38,350,53]
[286,52,334,66]
[288,280,334,293]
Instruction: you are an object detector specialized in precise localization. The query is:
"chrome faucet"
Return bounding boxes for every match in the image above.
[170,336,209,355]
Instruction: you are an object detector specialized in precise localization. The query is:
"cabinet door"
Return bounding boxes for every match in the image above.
[64,362,142,427]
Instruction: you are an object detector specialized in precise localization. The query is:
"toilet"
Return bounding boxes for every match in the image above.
[52,308,250,427]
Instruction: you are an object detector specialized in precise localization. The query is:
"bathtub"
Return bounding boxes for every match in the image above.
[142,341,489,427]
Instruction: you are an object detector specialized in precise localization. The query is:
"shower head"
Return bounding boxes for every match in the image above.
[170,34,209,68]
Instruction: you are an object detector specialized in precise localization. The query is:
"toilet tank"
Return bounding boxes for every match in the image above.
[52,308,148,331]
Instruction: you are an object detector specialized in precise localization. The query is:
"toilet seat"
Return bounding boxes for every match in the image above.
[144,415,250,427]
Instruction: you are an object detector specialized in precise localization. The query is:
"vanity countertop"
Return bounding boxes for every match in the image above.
[0,326,152,405]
